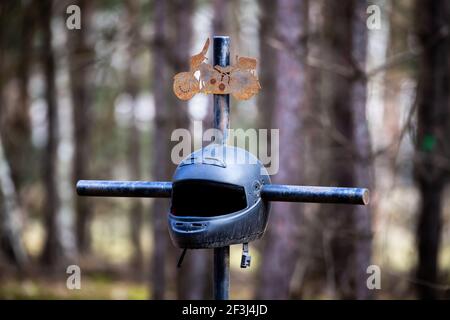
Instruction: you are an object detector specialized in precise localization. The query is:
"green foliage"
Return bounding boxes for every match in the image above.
[421,134,436,152]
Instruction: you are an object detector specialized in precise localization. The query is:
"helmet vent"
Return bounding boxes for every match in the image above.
[171,179,247,217]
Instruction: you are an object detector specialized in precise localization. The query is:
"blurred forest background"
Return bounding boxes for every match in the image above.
[0,0,449,299]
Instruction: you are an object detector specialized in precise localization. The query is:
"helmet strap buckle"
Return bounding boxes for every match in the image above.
[240,243,251,268]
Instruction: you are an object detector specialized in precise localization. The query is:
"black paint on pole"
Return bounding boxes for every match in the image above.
[213,36,230,145]
[214,246,230,299]
[213,35,230,300]
[76,180,370,205]
[76,180,172,198]
[261,185,370,205]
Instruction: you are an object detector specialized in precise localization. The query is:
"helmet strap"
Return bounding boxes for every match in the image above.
[177,248,188,268]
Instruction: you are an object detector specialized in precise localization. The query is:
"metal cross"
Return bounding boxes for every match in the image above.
[76,36,369,300]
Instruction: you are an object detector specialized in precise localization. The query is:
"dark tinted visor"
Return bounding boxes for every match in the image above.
[171,179,247,217]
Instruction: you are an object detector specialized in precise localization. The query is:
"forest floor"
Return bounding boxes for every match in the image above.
[0,212,257,299]
[1,262,447,299]
[0,260,148,299]
[0,258,255,299]
[0,277,148,299]
[0,275,254,299]
[1,203,448,299]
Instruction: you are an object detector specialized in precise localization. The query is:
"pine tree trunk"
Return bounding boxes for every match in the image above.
[212,0,228,35]
[350,1,372,299]
[0,0,29,270]
[151,0,171,299]
[10,1,34,190]
[321,0,372,299]
[0,135,28,269]
[0,31,28,267]
[293,0,333,298]
[39,0,63,266]
[414,0,449,300]
[257,0,276,130]
[68,0,95,255]
[124,0,144,273]
[257,0,308,299]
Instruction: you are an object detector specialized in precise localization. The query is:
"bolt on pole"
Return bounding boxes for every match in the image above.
[212,35,230,300]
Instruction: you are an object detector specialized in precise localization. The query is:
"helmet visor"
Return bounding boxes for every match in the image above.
[171,179,247,217]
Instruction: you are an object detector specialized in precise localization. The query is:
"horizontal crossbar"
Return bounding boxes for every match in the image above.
[76,180,369,205]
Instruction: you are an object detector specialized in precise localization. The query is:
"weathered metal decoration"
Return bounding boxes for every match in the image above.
[173,38,261,100]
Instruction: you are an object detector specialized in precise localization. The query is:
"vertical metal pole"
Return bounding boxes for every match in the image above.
[214,246,230,300]
[213,36,230,144]
[212,35,230,300]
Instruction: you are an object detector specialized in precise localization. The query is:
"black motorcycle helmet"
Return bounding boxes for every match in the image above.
[168,143,271,249]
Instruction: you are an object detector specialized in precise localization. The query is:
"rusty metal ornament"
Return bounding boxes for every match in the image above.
[173,38,261,100]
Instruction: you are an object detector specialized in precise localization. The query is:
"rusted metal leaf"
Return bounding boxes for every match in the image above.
[173,38,261,101]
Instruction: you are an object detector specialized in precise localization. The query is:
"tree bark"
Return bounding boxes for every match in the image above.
[382,0,407,173]
[124,0,144,273]
[292,0,334,298]
[169,0,193,131]
[321,0,373,299]
[151,0,171,300]
[0,5,36,247]
[68,0,95,255]
[0,3,27,270]
[257,0,308,299]
[0,135,28,269]
[0,9,29,266]
[39,0,64,266]
[212,0,228,35]
[351,0,373,300]
[257,0,276,131]
[414,0,449,300]
[11,1,35,190]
